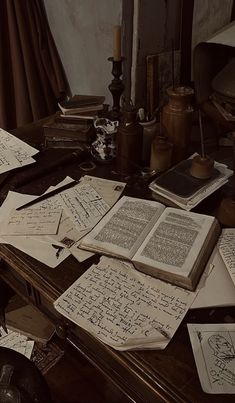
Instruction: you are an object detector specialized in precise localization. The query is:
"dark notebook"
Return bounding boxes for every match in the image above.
[152,159,220,198]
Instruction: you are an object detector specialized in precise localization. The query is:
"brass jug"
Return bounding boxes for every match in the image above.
[162,86,194,164]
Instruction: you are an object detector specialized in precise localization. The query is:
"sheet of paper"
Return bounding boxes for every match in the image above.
[0,176,125,267]
[0,329,28,355]
[0,128,39,173]
[0,147,21,173]
[0,329,35,359]
[69,243,94,262]
[54,256,197,350]
[218,228,235,286]
[188,323,235,394]
[80,175,126,206]
[1,235,70,268]
[191,247,235,309]
[24,340,35,359]
[43,178,125,248]
[0,208,62,236]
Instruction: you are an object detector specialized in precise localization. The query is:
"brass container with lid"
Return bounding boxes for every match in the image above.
[116,108,143,175]
[162,86,194,164]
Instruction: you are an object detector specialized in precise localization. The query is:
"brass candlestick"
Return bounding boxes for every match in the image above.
[108,57,125,121]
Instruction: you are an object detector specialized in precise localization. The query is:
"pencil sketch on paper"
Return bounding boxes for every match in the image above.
[188,323,235,394]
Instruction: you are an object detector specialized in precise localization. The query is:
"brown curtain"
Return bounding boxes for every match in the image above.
[0,0,69,130]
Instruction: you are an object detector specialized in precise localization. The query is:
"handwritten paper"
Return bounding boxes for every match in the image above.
[218,229,235,286]
[191,247,235,309]
[54,256,196,350]
[188,323,235,394]
[0,176,125,267]
[0,329,34,359]
[80,175,126,206]
[0,208,62,236]
[0,128,39,173]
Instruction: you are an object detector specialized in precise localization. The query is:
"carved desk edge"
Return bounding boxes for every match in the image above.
[0,118,233,403]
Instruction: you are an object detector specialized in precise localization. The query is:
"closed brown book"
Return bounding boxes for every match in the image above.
[43,118,95,147]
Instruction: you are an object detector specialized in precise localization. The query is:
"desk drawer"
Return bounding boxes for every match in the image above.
[0,261,31,305]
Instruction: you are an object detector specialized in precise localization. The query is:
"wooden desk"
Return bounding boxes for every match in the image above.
[0,120,234,402]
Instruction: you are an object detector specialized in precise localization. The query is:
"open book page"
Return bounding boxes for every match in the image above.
[133,208,215,279]
[187,323,235,394]
[191,246,235,309]
[80,196,165,259]
[217,228,235,286]
[54,256,197,351]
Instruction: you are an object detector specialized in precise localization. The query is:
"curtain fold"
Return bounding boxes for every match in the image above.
[0,0,69,130]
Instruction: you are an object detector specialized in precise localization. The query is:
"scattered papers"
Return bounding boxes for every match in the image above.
[191,246,235,309]
[188,323,235,394]
[0,128,39,173]
[218,228,235,287]
[150,155,233,211]
[0,329,34,360]
[0,176,125,267]
[0,208,62,236]
[54,256,197,351]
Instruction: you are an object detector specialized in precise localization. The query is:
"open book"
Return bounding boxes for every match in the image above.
[80,196,220,290]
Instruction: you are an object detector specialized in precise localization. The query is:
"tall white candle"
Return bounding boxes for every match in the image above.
[113,25,121,61]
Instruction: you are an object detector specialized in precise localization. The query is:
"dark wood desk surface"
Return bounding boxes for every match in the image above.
[0,119,234,402]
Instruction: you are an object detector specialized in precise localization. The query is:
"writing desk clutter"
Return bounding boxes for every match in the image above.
[0,118,234,402]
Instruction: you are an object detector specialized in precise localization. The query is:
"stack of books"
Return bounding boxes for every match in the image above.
[44,94,107,148]
[58,94,107,121]
[43,116,96,148]
[149,155,233,210]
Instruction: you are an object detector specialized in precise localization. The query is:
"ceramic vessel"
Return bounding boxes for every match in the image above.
[91,118,118,163]
[116,108,143,175]
[140,117,158,165]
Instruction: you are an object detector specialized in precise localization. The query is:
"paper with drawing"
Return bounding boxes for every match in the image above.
[54,256,197,350]
[188,323,235,394]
